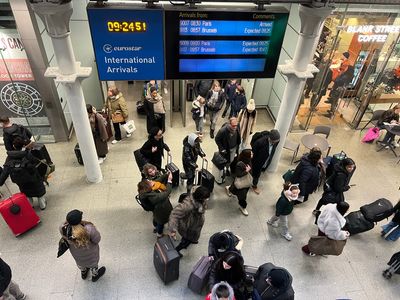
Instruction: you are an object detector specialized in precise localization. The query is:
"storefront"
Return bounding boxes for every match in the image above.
[293,4,400,131]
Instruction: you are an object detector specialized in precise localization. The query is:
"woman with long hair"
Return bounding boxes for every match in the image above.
[86,104,108,164]
[225,149,252,216]
[140,127,170,171]
[59,210,106,282]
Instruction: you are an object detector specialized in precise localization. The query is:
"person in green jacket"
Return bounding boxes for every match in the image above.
[267,183,300,241]
[137,171,173,238]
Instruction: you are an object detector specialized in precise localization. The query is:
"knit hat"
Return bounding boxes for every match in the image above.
[269,269,287,288]
[270,129,280,142]
[247,99,255,111]
[66,209,83,226]
[342,51,350,59]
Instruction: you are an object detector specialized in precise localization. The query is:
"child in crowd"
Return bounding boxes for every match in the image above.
[267,183,300,241]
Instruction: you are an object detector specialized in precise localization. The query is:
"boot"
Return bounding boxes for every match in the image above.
[210,129,214,139]
[92,266,106,282]
[81,268,89,280]
[38,197,47,210]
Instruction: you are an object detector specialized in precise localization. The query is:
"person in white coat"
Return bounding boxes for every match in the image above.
[302,202,350,255]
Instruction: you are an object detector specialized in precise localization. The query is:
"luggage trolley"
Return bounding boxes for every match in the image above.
[383,251,400,279]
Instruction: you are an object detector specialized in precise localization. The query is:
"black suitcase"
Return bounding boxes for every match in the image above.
[197,158,215,193]
[153,236,180,284]
[133,149,148,172]
[344,210,374,235]
[165,154,179,187]
[360,198,393,223]
[31,143,53,164]
[186,82,194,101]
[74,143,84,165]
[136,100,146,115]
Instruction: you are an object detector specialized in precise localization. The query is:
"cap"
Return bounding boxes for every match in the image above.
[66,209,83,226]
[268,269,287,288]
[247,99,256,111]
[342,51,350,59]
[270,129,280,142]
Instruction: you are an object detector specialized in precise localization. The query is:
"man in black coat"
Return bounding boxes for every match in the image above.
[250,129,280,195]
[0,116,32,151]
[182,133,206,193]
[215,118,241,172]
[194,80,213,98]
[0,257,26,300]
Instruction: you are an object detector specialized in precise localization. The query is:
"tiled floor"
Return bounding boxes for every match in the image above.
[1,82,400,300]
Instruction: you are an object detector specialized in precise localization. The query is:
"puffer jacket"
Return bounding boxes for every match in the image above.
[105,92,129,120]
[317,203,347,240]
[182,133,205,177]
[139,182,173,225]
[0,258,12,297]
[325,162,355,203]
[168,192,206,243]
[291,155,320,197]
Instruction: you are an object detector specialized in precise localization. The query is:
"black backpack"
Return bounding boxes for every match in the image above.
[135,195,155,212]
[10,125,32,146]
[7,154,40,185]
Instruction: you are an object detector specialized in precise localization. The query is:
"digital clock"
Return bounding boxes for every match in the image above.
[107,21,147,32]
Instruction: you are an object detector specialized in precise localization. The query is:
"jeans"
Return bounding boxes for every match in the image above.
[222,100,231,117]
[194,117,204,133]
[152,220,164,235]
[2,280,24,300]
[208,110,220,131]
[268,214,289,235]
[113,121,126,141]
[381,221,400,241]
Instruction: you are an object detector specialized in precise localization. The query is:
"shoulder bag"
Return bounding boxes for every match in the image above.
[308,236,346,256]
[234,173,253,189]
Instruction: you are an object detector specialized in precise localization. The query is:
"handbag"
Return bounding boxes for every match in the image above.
[234,173,253,189]
[122,120,136,134]
[111,112,124,123]
[211,151,228,170]
[57,238,70,258]
[308,236,347,256]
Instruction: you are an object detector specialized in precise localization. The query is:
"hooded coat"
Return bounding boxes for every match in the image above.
[317,203,347,240]
[0,150,45,197]
[291,155,320,197]
[0,258,12,297]
[206,281,236,300]
[182,133,205,178]
[2,124,32,151]
[168,191,206,243]
[105,92,129,121]
[254,263,294,300]
[140,136,170,171]
[89,113,109,157]
[325,162,355,203]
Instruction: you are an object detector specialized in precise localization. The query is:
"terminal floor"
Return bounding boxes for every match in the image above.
[1,85,400,299]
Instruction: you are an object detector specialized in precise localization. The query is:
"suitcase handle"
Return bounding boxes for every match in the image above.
[201,158,208,171]
[167,153,172,164]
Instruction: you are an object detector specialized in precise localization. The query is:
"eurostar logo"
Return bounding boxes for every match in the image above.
[103,44,113,53]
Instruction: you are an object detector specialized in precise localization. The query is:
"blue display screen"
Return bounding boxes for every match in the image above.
[179,20,273,36]
[179,58,266,72]
[179,40,269,55]
[87,4,165,80]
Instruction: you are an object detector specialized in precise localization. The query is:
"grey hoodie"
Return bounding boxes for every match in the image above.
[209,281,235,300]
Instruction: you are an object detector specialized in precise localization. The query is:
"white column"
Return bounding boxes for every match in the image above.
[269,4,333,172]
[30,1,102,183]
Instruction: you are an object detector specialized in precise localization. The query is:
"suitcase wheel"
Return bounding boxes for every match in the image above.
[382,269,392,279]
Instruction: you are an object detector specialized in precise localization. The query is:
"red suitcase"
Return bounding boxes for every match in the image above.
[0,193,40,236]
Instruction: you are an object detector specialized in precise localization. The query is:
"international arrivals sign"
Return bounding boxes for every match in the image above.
[345,25,400,43]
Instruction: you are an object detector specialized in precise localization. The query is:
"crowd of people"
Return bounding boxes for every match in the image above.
[1,80,400,300]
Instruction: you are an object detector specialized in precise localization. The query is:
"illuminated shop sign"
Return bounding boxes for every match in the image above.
[346,25,400,43]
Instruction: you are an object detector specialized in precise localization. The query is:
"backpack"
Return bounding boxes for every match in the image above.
[10,125,32,145]
[7,154,41,186]
[250,131,269,147]
[135,195,155,212]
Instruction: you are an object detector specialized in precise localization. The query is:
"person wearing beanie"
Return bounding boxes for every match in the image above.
[182,133,206,193]
[205,81,226,138]
[208,230,243,260]
[104,86,130,144]
[254,263,295,300]
[267,183,300,241]
[237,98,257,149]
[250,129,280,195]
[144,84,166,133]
[139,127,170,171]
[168,186,210,256]
[59,210,106,282]
[0,257,26,300]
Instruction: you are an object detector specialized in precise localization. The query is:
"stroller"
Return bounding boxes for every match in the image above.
[382,251,400,279]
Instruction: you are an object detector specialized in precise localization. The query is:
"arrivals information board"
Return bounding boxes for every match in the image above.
[165,8,289,79]
[87,4,165,80]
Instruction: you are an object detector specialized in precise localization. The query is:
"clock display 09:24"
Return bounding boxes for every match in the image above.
[107,21,147,32]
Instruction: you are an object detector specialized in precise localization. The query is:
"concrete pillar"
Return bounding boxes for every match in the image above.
[269,4,334,172]
[30,0,102,183]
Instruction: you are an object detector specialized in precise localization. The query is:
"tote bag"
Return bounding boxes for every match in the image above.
[234,173,253,189]
[122,120,136,134]
[308,236,346,256]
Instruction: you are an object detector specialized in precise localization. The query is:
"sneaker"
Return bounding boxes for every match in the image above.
[98,157,105,165]
[126,133,132,138]
[111,140,119,144]
[239,207,249,216]
[81,269,89,280]
[92,266,106,282]
[38,197,46,210]
[225,186,232,197]
[281,232,293,241]
[252,186,261,195]
[267,220,279,228]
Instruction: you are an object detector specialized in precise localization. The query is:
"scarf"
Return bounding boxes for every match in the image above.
[151,181,167,191]
[148,95,166,114]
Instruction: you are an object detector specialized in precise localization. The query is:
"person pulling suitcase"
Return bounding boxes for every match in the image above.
[182,133,206,193]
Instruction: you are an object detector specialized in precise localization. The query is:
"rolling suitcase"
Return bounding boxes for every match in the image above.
[344,210,374,235]
[0,192,40,236]
[74,143,84,165]
[165,154,179,187]
[153,236,180,284]
[197,158,215,193]
[360,198,393,223]
[187,256,212,294]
